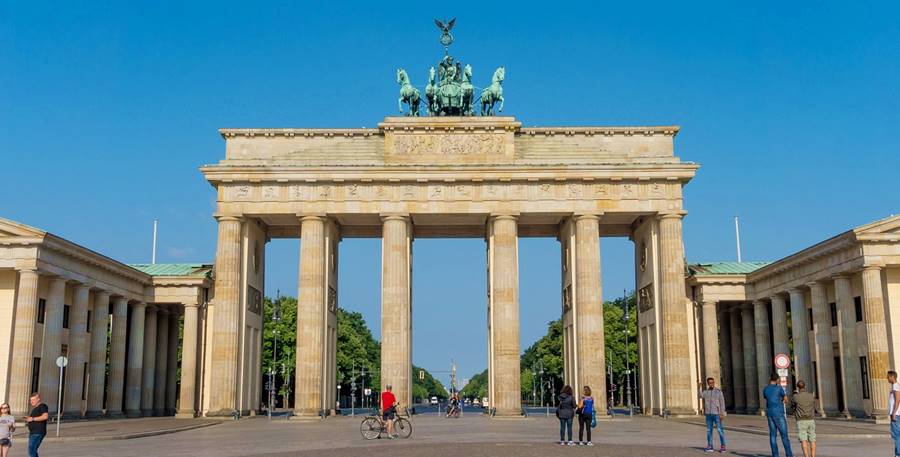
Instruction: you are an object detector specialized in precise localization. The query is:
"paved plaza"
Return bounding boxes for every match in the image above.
[22,414,890,457]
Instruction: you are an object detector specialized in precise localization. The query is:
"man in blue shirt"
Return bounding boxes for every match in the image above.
[763,374,793,457]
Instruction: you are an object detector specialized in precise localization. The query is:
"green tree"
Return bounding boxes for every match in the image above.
[460,369,488,400]
[262,295,297,407]
[521,318,564,400]
[605,293,638,405]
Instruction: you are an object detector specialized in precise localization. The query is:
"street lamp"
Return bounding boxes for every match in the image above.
[623,289,633,417]
[268,291,281,419]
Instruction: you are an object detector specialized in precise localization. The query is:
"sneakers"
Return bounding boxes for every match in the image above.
[704,446,714,453]
[559,441,565,446]
[567,441,575,446]
[586,442,594,446]
[719,445,727,453]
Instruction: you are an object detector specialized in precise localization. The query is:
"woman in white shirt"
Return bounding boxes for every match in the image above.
[0,402,14,457]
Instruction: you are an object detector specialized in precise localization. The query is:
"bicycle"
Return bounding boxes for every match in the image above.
[360,405,412,440]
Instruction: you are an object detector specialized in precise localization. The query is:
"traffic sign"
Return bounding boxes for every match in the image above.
[776,368,789,377]
[774,353,791,369]
[56,356,68,368]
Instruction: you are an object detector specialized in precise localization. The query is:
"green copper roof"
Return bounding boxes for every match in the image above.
[129,263,213,277]
[688,262,770,276]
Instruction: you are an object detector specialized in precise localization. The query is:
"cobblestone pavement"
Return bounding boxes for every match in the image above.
[32,414,892,457]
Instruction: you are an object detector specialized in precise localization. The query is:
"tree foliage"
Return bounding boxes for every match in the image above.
[262,295,445,407]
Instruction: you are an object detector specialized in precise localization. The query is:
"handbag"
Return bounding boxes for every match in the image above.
[575,406,583,415]
[590,410,597,428]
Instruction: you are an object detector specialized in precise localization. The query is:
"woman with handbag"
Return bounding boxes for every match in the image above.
[0,403,14,457]
[556,385,577,446]
[576,386,595,446]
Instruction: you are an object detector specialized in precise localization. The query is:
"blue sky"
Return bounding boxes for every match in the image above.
[2,1,899,383]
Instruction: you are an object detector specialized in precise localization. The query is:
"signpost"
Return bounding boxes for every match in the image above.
[774,353,791,389]
[55,356,68,437]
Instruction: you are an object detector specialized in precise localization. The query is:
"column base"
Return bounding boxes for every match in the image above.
[175,411,196,419]
[125,409,142,418]
[153,408,165,416]
[83,410,104,419]
[493,408,525,418]
[61,411,84,420]
[106,411,125,419]
[141,409,155,417]
[664,407,697,417]
[206,408,240,418]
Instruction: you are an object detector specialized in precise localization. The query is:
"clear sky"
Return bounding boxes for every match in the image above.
[2,1,899,384]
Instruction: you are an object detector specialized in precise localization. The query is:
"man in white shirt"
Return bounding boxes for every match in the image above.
[887,371,900,457]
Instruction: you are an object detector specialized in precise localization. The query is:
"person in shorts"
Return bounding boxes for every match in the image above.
[0,403,14,457]
[790,380,817,457]
[887,371,900,457]
[381,385,397,439]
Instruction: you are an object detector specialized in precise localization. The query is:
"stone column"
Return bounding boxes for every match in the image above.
[62,284,90,418]
[753,300,772,413]
[809,281,838,416]
[39,277,67,414]
[125,302,146,418]
[208,215,243,416]
[741,304,759,414]
[154,310,169,416]
[107,297,129,417]
[380,215,414,410]
[166,309,179,415]
[141,306,158,416]
[729,307,746,413]
[295,215,328,416]
[770,295,790,360]
[718,309,734,410]
[789,288,813,388]
[85,291,110,417]
[177,303,200,418]
[861,266,890,420]
[489,214,521,416]
[657,212,694,414]
[702,301,721,383]
[8,269,40,416]
[573,215,607,414]
[835,275,864,416]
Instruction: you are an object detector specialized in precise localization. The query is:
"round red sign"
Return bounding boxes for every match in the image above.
[774,353,791,369]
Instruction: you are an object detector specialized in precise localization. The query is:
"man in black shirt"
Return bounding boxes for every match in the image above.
[24,393,48,457]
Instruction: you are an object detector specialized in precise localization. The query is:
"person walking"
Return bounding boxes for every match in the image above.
[887,370,900,457]
[556,385,576,446]
[698,377,727,453]
[0,403,14,457]
[790,380,817,457]
[576,386,595,446]
[24,393,48,457]
[763,374,793,457]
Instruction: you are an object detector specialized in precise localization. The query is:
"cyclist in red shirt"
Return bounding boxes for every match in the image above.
[381,385,398,438]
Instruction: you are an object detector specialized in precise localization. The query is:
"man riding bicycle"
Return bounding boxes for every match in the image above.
[381,385,398,439]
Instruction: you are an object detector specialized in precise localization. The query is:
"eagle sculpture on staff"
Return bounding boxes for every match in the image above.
[435,17,456,49]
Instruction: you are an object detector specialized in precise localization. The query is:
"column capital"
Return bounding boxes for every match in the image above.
[379,213,410,222]
[742,302,756,310]
[213,214,244,222]
[94,289,111,299]
[862,265,883,273]
[490,213,519,222]
[769,294,786,302]
[657,210,688,220]
[298,213,327,222]
[701,300,718,307]
[751,299,766,306]
[805,280,826,290]
[787,288,805,296]
[183,301,200,309]
[131,301,146,310]
[15,267,39,275]
[573,213,603,221]
[832,273,851,281]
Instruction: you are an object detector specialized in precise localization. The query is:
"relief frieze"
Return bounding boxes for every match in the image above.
[391,133,505,156]
[223,181,676,204]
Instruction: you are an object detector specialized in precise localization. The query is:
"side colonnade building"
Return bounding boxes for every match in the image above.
[689,215,900,422]
[0,217,213,418]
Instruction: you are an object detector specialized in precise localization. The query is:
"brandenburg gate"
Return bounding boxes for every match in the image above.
[200,115,700,417]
